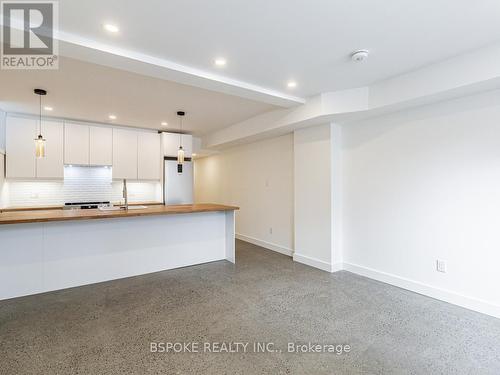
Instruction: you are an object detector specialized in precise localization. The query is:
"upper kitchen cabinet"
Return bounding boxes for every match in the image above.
[112,128,138,180]
[89,126,113,166]
[113,129,161,180]
[64,123,113,166]
[64,122,89,165]
[138,132,161,180]
[36,120,64,179]
[161,133,193,158]
[6,116,37,178]
[6,117,63,179]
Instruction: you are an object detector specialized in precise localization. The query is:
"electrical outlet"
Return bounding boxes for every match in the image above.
[269,227,273,235]
[436,260,447,273]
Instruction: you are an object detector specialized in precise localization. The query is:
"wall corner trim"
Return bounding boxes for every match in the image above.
[236,234,293,257]
[342,262,500,319]
[293,253,336,272]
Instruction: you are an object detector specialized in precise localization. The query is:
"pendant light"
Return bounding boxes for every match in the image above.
[177,111,185,165]
[34,88,47,158]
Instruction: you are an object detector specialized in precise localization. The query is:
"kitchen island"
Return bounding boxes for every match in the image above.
[0,204,238,300]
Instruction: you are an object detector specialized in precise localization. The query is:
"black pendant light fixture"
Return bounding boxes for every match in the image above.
[34,88,47,158]
[177,111,185,165]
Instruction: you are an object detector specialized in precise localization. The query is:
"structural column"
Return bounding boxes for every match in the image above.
[293,122,342,272]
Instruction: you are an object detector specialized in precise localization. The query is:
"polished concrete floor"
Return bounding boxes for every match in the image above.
[1,240,499,374]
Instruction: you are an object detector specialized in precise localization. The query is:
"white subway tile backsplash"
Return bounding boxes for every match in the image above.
[2,166,161,207]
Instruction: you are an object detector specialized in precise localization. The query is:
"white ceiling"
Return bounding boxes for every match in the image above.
[0,57,277,135]
[2,0,500,135]
[57,0,500,98]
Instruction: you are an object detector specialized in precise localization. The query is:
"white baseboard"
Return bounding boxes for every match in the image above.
[235,236,500,319]
[236,234,293,257]
[293,253,342,273]
[330,262,344,272]
[343,262,500,320]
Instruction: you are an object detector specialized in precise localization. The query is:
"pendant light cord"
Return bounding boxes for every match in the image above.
[179,115,183,148]
[38,94,42,137]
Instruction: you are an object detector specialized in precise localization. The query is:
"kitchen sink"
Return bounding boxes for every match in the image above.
[98,205,148,211]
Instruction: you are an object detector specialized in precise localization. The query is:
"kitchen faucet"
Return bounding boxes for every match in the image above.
[122,179,128,210]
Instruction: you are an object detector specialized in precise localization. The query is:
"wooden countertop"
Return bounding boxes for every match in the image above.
[0,201,164,213]
[0,204,239,225]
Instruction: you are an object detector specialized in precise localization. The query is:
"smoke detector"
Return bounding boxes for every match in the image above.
[351,50,370,62]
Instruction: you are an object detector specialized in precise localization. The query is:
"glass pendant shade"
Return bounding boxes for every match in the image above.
[34,88,47,158]
[35,135,46,158]
[176,110,186,169]
[177,146,185,164]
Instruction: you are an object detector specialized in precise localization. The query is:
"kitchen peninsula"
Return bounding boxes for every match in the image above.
[0,204,238,300]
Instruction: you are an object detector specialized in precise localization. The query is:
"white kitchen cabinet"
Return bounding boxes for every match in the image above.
[6,117,63,179]
[112,129,138,180]
[36,120,64,178]
[6,118,161,181]
[64,123,113,166]
[6,116,37,178]
[138,132,161,180]
[89,126,113,166]
[64,122,89,165]
[161,132,193,158]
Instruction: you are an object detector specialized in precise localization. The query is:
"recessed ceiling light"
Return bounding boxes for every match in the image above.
[214,58,227,67]
[108,114,117,120]
[103,23,119,33]
[287,81,297,89]
[161,122,168,126]
[192,153,197,157]
[44,106,53,111]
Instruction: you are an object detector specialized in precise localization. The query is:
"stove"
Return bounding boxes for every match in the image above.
[63,201,111,210]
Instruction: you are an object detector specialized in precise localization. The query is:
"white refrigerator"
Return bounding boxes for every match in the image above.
[164,158,194,205]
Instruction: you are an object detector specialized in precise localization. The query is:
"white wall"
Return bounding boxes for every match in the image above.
[293,124,333,270]
[0,110,5,152]
[194,134,294,255]
[342,89,500,317]
[0,154,5,208]
[193,90,500,318]
[0,111,5,207]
